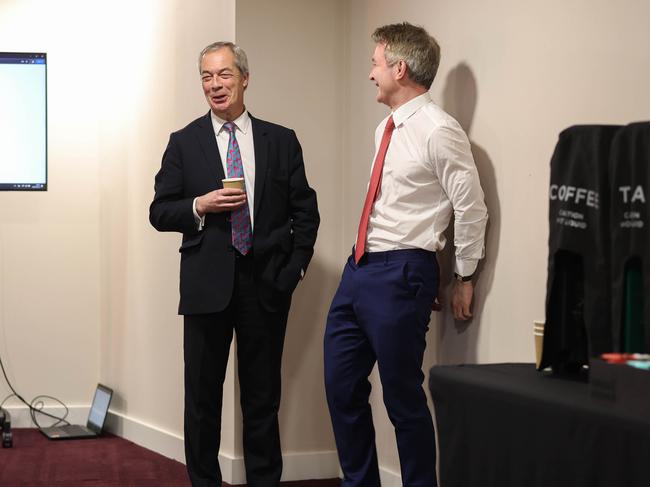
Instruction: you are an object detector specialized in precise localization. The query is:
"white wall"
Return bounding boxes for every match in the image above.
[0,0,338,479]
[345,0,650,477]
[96,0,237,460]
[0,0,234,457]
[0,0,105,409]
[236,0,343,469]
[2,0,650,484]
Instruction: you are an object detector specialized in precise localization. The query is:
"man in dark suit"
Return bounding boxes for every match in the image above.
[150,41,319,487]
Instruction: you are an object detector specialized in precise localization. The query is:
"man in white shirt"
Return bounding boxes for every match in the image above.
[324,23,487,487]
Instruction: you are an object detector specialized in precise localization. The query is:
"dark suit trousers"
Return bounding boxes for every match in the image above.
[183,251,290,487]
[324,250,439,487]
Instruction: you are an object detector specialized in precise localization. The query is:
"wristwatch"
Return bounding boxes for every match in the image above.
[454,272,473,282]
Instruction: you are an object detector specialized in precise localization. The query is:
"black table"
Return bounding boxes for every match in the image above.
[428,363,650,487]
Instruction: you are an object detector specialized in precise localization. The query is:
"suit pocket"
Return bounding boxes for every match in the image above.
[403,260,437,299]
[275,264,300,295]
[269,173,289,196]
[179,233,205,252]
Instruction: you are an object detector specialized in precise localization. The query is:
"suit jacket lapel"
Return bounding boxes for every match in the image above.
[251,114,268,219]
[196,111,225,184]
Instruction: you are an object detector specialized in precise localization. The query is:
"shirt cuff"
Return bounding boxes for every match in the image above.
[454,259,478,278]
[192,197,205,231]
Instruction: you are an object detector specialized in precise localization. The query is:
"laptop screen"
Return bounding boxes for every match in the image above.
[87,384,113,432]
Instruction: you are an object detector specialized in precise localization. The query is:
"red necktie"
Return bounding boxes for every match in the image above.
[354,116,395,263]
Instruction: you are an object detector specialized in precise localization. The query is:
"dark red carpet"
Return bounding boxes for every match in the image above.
[0,429,340,487]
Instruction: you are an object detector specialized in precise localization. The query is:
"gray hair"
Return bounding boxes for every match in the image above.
[198,41,249,77]
[372,22,440,89]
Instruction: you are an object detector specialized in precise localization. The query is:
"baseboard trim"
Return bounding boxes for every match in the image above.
[379,466,402,487]
[5,404,341,483]
[104,410,186,463]
[281,450,341,482]
[3,404,89,428]
[217,449,341,484]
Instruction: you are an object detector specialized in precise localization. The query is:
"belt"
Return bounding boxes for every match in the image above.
[357,248,435,264]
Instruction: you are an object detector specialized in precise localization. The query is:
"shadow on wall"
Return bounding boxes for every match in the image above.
[429,62,501,365]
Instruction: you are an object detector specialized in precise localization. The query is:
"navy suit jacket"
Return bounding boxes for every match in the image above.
[150,111,320,314]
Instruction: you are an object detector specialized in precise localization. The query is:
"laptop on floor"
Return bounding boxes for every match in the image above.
[40,383,113,440]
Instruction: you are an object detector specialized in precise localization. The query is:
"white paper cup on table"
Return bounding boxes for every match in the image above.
[533,320,545,369]
[222,177,245,190]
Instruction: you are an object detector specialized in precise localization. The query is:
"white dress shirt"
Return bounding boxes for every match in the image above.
[193,109,256,230]
[365,92,488,276]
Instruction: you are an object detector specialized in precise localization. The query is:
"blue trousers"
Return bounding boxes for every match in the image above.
[324,249,438,487]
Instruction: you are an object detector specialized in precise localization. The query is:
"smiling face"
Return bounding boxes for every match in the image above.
[200,48,248,120]
[369,43,399,108]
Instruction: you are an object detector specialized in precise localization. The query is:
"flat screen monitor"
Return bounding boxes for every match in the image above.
[0,52,47,191]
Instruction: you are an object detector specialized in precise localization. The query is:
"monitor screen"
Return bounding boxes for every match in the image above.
[0,52,47,191]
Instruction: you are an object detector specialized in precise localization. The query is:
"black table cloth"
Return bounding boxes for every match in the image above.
[428,363,650,487]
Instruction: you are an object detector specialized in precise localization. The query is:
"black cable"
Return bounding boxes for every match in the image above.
[0,393,14,409]
[29,395,70,429]
[0,351,70,429]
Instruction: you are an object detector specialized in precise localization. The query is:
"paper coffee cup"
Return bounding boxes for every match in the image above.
[534,333,544,369]
[533,320,545,369]
[222,177,245,190]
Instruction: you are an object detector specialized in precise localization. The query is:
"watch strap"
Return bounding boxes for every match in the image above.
[454,272,473,282]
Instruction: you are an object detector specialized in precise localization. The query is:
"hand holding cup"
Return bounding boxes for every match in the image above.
[196,178,246,216]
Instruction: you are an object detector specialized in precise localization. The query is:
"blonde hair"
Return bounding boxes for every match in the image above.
[372,22,440,89]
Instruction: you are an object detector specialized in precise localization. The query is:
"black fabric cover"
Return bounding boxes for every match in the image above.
[542,125,622,372]
[428,363,650,487]
[609,122,650,353]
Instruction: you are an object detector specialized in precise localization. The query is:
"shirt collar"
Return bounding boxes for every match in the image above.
[211,109,251,135]
[392,92,431,127]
